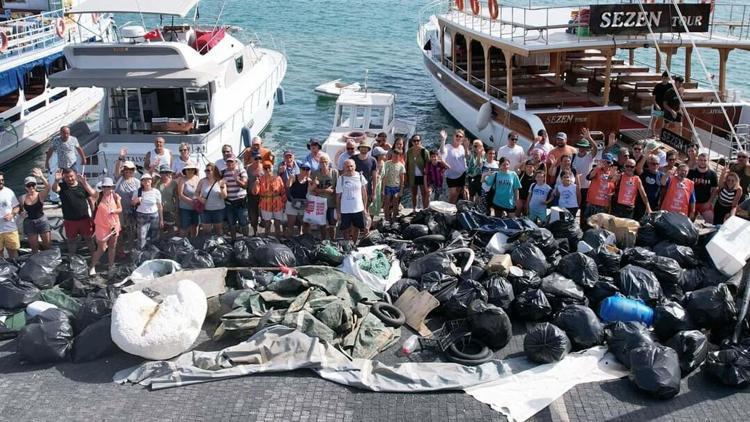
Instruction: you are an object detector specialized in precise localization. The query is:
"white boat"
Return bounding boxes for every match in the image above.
[418,0,750,158]
[0,1,113,166]
[322,90,416,164]
[48,0,287,179]
[314,79,361,98]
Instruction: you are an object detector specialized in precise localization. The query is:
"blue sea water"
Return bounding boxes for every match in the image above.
[4,0,750,193]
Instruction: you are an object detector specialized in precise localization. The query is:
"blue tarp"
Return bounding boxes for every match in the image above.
[0,51,65,97]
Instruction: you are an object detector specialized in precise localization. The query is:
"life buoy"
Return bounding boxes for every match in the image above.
[55,18,65,38]
[0,32,7,53]
[488,0,499,19]
[470,0,480,16]
[91,13,100,24]
[455,0,464,11]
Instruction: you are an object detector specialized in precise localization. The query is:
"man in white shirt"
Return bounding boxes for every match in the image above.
[0,172,20,257]
[336,159,368,242]
[497,131,526,171]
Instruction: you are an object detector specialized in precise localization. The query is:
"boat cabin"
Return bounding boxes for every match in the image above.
[333,91,395,135]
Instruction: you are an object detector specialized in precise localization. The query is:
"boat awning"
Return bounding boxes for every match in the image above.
[0,51,65,96]
[70,0,199,17]
[48,66,217,89]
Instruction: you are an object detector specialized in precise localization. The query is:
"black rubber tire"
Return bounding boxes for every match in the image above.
[371,302,406,327]
[446,338,493,365]
[413,234,446,245]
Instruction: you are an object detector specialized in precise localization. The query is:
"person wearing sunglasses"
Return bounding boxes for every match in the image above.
[19,168,52,253]
[439,128,469,204]
[304,138,324,172]
[52,167,97,255]
[729,151,750,201]
[143,137,173,175]
[466,139,486,203]
[336,140,358,171]
[687,152,718,223]
[584,153,616,222]
[660,163,696,218]
[215,144,235,172]
[634,156,663,221]
[241,136,274,167]
[89,177,122,276]
[114,147,140,253]
[252,160,285,236]
[612,159,651,219]
[195,163,227,235]
[177,162,201,237]
[245,151,264,235]
[406,134,430,210]
[498,131,526,172]
[172,142,192,176]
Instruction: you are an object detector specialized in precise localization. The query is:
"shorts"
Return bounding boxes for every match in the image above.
[23,216,51,235]
[467,175,483,197]
[412,175,424,187]
[579,188,589,209]
[325,208,337,226]
[285,199,306,216]
[225,201,249,227]
[695,201,713,216]
[584,204,608,220]
[340,211,366,230]
[528,207,548,222]
[179,208,200,229]
[261,209,285,221]
[612,203,635,219]
[384,186,401,197]
[664,111,682,123]
[492,205,516,216]
[651,106,664,118]
[446,172,466,189]
[64,218,93,239]
[0,231,20,250]
[200,208,225,224]
[162,209,176,226]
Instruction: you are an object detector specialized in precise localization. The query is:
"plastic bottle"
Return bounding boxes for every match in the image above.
[399,335,420,357]
[599,294,654,326]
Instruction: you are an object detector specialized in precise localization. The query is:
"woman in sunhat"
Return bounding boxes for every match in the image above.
[177,161,201,237]
[89,177,122,276]
[304,138,324,171]
[114,148,140,253]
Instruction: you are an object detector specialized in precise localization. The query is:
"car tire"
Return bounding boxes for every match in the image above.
[446,337,493,365]
[371,302,406,328]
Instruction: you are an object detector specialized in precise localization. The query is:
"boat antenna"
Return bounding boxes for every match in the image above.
[198,0,228,54]
[132,0,148,31]
[634,0,702,147]
[364,69,369,92]
[666,0,741,152]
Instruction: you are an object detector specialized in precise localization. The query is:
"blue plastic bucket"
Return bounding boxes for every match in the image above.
[599,294,654,326]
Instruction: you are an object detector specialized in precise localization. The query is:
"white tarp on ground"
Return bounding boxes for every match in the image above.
[465,347,628,422]
[340,245,402,293]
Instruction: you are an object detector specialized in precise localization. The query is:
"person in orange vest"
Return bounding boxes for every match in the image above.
[612,158,651,219]
[660,163,696,217]
[584,153,616,221]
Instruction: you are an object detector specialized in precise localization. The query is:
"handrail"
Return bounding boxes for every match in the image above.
[0,9,69,57]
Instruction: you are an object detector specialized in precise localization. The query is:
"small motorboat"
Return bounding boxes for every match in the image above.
[314,79,361,98]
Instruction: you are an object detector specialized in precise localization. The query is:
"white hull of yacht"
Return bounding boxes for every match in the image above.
[0,87,103,166]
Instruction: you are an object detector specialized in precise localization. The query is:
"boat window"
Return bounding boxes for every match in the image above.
[23,65,45,101]
[337,105,353,128]
[235,56,244,74]
[186,86,211,133]
[353,106,366,129]
[369,107,385,130]
[109,88,141,134]
[0,90,19,114]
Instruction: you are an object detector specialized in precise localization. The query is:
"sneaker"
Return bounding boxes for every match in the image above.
[88,267,96,276]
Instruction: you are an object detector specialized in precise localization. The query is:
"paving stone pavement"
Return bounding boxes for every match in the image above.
[1,320,749,422]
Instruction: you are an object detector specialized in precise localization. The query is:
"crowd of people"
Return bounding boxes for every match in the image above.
[2,124,750,274]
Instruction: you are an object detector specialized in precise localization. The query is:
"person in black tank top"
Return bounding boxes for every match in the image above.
[285,163,311,238]
[711,172,744,224]
[20,169,52,252]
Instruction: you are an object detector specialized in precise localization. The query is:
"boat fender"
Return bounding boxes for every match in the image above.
[470,0,480,16]
[344,131,366,143]
[0,32,7,52]
[241,127,252,149]
[276,86,286,105]
[91,12,100,24]
[455,0,464,12]
[55,18,65,38]
[488,0,499,19]
[476,101,493,131]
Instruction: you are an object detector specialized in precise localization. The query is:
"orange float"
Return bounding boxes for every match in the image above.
[488,0,499,19]
[0,33,7,52]
[470,0,480,15]
[455,0,464,12]
[55,18,65,38]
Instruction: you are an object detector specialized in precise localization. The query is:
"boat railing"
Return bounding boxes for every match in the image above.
[426,0,750,46]
[0,8,69,59]
[688,112,745,159]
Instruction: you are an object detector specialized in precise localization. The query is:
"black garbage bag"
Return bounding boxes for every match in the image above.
[442,279,488,318]
[387,278,420,301]
[232,239,253,266]
[547,209,583,241]
[358,230,384,247]
[420,272,459,304]
[705,345,750,387]
[586,279,621,311]
[524,322,572,363]
[622,247,657,267]
[483,276,515,310]
[590,245,622,277]
[557,253,599,288]
[507,268,541,295]
[653,241,698,268]
[649,211,698,246]
[606,321,656,368]
[554,305,604,350]
[71,316,118,363]
[403,224,430,240]
[666,330,708,376]
[618,265,662,305]
[16,308,73,364]
[180,249,215,269]
[231,269,275,290]
[526,228,558,256]
[513,288,553,321]
[18,248,62,289]
[200,236,234,267]
[408,252,458,279]
[254,243,296,267]
[134,244,162,265]
[460,265,487,284]
[510,242,549,277]
[653,301,694,341]
[648,256,683,287]
[56,255,90,295]
[541,273,587,312]
[310,241,350,266]
[285,234,317,265]
[629,345,681,399]
[74,296,113,334]
[582,228,615,250]
[468,300,512,350]
[158,236,193,260]
[0,258,18,279]
[636,222,660,247]
[684,284,737,329]
[0,277,39,309]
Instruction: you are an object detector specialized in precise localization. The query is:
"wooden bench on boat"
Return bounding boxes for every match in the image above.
[628,87,714,113]
[588,72,665,96]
